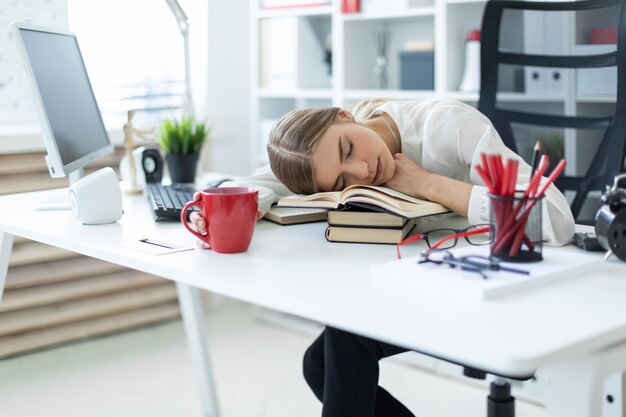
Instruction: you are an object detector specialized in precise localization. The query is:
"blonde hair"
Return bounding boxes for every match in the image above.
[267,107,341,194]
[267,99,388,194]
[350,98,388,122]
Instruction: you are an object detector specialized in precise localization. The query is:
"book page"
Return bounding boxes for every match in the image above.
[341,185,435,205]
[276,191,341,208]
[277,185,450,216]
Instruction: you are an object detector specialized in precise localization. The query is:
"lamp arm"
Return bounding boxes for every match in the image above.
[164,0,194,116]
[165,0,189,35]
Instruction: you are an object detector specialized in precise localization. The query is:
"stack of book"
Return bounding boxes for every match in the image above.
[326,207,416,244]
[276,184,451,244]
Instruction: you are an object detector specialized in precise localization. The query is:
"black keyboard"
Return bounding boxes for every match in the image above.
[147,183,197,221]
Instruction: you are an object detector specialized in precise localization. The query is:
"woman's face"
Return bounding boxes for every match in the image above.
[311,113,396,192]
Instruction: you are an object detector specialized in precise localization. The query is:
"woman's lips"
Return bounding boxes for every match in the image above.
[373,158,381,184]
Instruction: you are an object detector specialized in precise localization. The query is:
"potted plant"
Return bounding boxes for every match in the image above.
[157,116,211,184]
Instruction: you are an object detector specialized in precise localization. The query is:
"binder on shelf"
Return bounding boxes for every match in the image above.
[523,10,568,96]
[259,16,330,90]
[575,44,617,97]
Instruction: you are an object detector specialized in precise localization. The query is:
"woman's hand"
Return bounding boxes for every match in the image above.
[189,192,264,250]
[384,153,472,217]
[384,153,434,200]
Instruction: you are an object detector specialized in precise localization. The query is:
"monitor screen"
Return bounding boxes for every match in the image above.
[13,23,113,179]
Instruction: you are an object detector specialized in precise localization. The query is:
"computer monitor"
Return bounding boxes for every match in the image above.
[12,22,114,185]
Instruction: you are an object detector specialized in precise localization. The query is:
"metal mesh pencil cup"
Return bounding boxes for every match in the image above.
[489,192,543,262]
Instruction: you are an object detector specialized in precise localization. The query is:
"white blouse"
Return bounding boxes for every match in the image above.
[223,98,575,246]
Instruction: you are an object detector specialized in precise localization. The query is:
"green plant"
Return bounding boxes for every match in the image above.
[536,132,565,170]
[157,116,211,155]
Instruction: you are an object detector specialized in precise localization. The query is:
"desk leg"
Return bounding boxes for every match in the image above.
[543,341,626,417]
[176,282,220,417]
[0,232,14,303]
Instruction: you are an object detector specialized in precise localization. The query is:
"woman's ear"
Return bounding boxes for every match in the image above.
[337,109,354,122]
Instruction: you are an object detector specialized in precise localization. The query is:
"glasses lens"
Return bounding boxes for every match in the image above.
[465,225,492,245]
[426,229,457,249]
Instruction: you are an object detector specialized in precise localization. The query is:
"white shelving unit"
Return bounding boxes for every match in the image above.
[249,0,491,170]
[249,0,617,173]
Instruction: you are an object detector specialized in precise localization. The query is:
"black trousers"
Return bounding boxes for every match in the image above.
[302,326,415,417]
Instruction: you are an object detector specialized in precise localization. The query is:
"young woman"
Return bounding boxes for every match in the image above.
[190,98,575,417]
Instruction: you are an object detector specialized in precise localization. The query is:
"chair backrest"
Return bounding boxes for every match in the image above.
[478,0,626,223]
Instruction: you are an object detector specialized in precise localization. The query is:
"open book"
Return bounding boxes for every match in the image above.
[276,185,450,219]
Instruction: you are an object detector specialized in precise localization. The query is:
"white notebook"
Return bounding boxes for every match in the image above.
[370,246,606,301]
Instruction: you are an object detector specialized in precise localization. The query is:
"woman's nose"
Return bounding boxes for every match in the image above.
[345,161,369,182]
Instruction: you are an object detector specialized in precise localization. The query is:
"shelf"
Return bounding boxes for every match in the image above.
[445,0,486,5]
[249,0,492,171]
[575,94,617,104]
[255,5,332,18]
[341,7,436,22]
[342,89,436,100]
[255,88,334,99]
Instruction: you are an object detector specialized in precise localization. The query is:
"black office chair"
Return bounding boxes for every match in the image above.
[466,1,626,415]
[478,0,626,225]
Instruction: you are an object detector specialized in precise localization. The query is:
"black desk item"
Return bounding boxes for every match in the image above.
[596,173,626,261]
[147,182,196,221]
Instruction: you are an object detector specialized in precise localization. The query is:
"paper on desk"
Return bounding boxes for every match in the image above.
[116,238,194,256]
[370,246,606,301]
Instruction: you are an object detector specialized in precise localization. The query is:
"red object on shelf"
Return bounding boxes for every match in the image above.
[467,29,481,42]
[591,27,618,44]
[342,0,360,13]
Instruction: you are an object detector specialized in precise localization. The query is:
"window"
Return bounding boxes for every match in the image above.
[67,0,187,128]
[0,0,195,130]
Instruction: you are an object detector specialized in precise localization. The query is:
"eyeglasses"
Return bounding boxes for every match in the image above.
[418,249,529,279]
[396,224,491,259]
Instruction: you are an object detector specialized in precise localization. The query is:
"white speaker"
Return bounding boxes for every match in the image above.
[69,167,123,224]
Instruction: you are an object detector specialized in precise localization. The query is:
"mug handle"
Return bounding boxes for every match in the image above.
[180,200,208,243]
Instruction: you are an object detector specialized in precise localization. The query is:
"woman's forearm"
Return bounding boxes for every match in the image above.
[423,174,472,218]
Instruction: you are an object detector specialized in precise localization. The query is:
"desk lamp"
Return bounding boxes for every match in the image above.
[165,0,195,117]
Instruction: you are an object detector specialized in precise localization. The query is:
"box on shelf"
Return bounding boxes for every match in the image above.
[575,44,617,97]
[341,0,360,13]
[399,50,434,90]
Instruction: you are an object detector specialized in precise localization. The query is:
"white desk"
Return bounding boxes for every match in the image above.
[1,188,626,417]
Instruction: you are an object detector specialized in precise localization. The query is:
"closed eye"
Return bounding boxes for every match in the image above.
[346,141,353,158]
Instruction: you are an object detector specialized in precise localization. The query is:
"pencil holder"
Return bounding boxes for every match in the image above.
[488,192,543,262]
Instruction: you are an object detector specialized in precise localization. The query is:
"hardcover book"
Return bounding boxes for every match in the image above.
[276,185,450,219]
[263,206,328,226]
[325,219,416,244]
[327,207,407,228]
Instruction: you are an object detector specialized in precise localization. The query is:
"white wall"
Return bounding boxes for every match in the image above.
[200,0,252,176]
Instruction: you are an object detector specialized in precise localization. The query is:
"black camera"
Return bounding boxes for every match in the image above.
[595,173,626,261]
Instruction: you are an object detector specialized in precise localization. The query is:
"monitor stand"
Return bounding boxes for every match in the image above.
[35,169,83,210]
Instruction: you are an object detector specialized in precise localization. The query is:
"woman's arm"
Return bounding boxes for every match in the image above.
[220,164,293,215]
[385,153,473,217]
[391,100,575,246]
[190,164,293,249]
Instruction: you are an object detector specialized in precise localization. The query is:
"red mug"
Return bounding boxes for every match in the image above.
[181,187,258,253]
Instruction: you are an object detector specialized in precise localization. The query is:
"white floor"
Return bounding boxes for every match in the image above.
[0,300,545,417]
